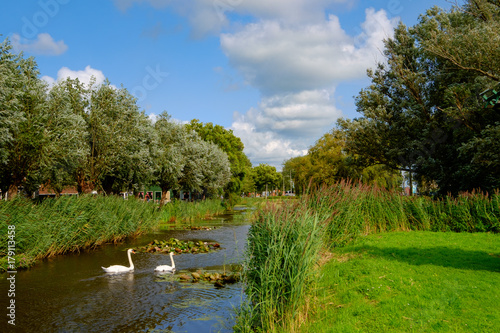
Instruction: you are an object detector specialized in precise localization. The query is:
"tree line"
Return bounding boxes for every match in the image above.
[0,38,249,202]
[285,0,500,196]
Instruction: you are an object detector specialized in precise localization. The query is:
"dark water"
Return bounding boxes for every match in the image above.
[1,211,251,333]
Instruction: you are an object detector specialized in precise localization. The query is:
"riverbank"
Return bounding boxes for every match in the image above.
[0,196,229,271]
[234,182,500,332]
[301,231,500,332]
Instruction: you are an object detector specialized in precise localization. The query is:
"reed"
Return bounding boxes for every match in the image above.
[158,198,226,222]
[236,200,325,332]
[0,195,159,271]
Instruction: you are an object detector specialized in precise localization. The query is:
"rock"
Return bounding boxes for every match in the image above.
[179,274,191,281]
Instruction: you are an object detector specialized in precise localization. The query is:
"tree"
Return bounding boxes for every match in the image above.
[42,78,88,195]
[340,1,500,195]
[80,81,155,194]
[283,155,312,194]
[154,113,231,205]
[186,119,252,196]
[153,112,187,204]
[0,38,49,198]
[252,164,282,195]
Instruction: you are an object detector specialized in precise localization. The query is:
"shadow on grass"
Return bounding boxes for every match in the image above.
[357,246,500,273]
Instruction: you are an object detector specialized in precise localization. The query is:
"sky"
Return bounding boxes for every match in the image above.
[1,0,452,170]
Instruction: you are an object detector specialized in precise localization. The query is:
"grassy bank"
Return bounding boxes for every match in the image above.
[158,198,226,222]
[301,231,500,332]
[235,182,500,332]
[0,195,160,271]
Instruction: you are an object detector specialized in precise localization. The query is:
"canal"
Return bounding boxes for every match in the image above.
[1,211,251,332]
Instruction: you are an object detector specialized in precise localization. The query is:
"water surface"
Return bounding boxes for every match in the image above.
[1,212,250,332]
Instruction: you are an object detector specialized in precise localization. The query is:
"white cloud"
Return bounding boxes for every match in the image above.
[231,115,308,168]
[231,89,341,167]
[11,33,68,56]
[221,9,397,95]
[42,65,107,89]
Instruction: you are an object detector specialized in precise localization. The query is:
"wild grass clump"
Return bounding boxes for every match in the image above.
[159,198,226,223]
[235,200,325,332]
[0,195,159,271]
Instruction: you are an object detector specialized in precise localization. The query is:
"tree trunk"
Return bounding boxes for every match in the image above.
[7,184,18,200]
[159,188,171,208]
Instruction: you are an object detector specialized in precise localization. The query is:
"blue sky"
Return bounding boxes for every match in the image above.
[1,0,451,169]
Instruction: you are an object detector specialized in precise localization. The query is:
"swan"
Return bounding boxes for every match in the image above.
[155,252,176,272]
[102,249,135,273]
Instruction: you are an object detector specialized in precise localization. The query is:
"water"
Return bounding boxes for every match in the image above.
[1,211,251,332]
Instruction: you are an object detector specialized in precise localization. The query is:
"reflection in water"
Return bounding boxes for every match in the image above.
[0,213,249,332]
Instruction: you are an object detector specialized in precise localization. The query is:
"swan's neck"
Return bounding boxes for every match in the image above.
[128,251,134,269]
[170,253,175,268]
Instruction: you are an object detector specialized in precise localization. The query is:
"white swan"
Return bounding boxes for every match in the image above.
[102,249,135,273]
[155,252,176,272]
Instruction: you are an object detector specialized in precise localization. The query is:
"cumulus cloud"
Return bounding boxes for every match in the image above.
[41,65,107,88]
[11,33,68,56]
[231,89,341,167]
[231,114,308,167]
[221,9,396,95]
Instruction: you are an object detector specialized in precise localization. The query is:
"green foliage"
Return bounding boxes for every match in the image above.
[251,164,282,193]
[154,113,231,200]
[186,119,252,195]
[0,38,50,197]
[283,128,402,194]
[136,237,221,254]
[340,0,500,195]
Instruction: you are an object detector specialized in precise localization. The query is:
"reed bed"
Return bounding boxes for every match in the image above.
[0,195,159,271]
[235,181,500,332]
[158,198,226,222]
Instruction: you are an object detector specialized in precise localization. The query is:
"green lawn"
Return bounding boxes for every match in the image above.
[302,232,500,332]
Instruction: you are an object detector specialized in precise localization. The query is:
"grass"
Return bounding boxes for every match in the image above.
[234,181,500,332]
[300,231,500,332]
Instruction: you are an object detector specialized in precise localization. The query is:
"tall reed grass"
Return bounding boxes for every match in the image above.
[236,200,325,332]
[159,198,226,222]
[235,181,500,332]
[0,195,159,271]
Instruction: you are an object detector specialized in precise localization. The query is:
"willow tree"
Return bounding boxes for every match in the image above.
[154,113,231,205]
[83,81,155,194]
[0,38,49,198]
[42,78,88,195]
